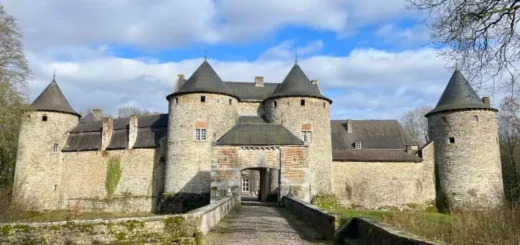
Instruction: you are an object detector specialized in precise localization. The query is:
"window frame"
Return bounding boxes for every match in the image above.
[195,128,207,141]
[301,130,312,143]
[242,177,250,192]
[53,143,59,153]
[355,141,362,149]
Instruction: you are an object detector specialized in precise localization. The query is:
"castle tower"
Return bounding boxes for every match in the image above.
[426,70,504,212]
[264,64,333,197]
[165,61,238,209]
[14,77,80,211]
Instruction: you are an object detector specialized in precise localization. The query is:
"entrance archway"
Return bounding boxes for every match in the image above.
[240,167,279,202]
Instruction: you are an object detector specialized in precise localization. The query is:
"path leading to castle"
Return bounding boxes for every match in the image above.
[205,200,326,245]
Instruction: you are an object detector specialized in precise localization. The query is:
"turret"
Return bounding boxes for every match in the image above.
[426,70,503,212]
[264,64,333,197]
[14,77,80,211]
[164,60,238,211]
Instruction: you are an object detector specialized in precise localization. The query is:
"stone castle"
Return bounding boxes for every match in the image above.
[13,60,504,213]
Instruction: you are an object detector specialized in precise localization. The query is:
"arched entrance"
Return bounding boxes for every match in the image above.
[240,167,280,202]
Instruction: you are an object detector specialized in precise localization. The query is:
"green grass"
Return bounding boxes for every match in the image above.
[7,210,155,223]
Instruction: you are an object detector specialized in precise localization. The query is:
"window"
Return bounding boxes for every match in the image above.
[53,144,59,153]
[42,114,48,121]
[201,96,206,102]
[175,98,179,104]
[301,99,305,106]
[323,102,326,108]
[355,141,362,149]
[449,137,455,144]
[301,130,312,143]
[274,101,277,107]
[473,115,479,122]
[229,99,232,105]
[195,129,207,141]
[442,117,447,124]
[242,178,250,192]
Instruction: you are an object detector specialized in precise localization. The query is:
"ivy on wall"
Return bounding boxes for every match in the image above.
[105,155,122,199]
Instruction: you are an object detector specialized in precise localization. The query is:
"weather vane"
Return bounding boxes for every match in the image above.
[295,50,298,64]
[204,50,208,61]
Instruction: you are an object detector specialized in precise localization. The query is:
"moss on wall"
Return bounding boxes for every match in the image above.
[105,155,122,200]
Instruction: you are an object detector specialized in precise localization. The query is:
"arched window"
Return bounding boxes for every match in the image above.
[242,177,250,192]
[42,114,48,121]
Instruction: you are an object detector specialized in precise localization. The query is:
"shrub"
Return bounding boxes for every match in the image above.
[311,194,339,210]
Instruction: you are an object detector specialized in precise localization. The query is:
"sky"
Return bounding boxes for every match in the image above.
[1,0,499,119]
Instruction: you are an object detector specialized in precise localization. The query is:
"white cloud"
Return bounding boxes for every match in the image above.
[26,46,482,120]
[258,40,323,60]
[2,0,415,51]
[376,23,430,46]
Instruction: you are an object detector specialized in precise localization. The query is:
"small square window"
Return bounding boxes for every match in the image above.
[229,99,232,105]
[274,101,277,107]
[195,129,207,141]
[355,142,362,149]
[175,98,179,104]
[301,130,312,143]
[301,99,305,106]
[42,115,48,121]
[201,96,206,102]
[449,137,455,144]
[473,115,479,122]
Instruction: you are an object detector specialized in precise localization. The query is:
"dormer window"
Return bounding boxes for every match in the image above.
[42,114,48,121]
[355,142,362,149]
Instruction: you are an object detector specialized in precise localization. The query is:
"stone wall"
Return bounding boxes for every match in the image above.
[332,150,435,209]
[265,97,333,197]
[282,196,336,240]
[237,101,263,116]
[59,148,165,213]
[428,109,503,211]
[165,93,238,196]
[0,196,236,245]
[14,111,79,211]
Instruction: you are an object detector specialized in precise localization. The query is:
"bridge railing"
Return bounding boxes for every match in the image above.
[282,195,336,239]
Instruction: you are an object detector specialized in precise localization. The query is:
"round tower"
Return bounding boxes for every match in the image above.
[426,70,503,212]
[264,64,333,197]
[14,77,80,211]
[164,61,238,210]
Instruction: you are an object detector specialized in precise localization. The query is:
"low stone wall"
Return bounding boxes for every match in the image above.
[336,217,442,245]
[282,196,335,240]
[0,196,235,244]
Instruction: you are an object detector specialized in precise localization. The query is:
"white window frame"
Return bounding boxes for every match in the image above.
[473,115,479,122]
[195,128,207,141]
[53,143,59,153]
[242,178,250,192]
[355,141,362,149]
[301,130,312,143]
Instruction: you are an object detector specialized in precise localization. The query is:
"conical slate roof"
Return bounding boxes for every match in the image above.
[167,60,237,99]
[425,70,496,117]
[267,64,331,103]
[31,78,80,117]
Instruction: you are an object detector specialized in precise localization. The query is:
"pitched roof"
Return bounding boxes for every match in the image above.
[333,149,422,162]
[216,124,303,146]
[267,64,331,103]
[79,113,96,123]
[167,61,238,100]
[237,116,267,124]
[225,82,279,101]
[426,70,497,117]
[331,120,415,150]
[31,79,80,117]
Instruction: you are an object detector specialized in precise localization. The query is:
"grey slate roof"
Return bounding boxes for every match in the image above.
[216,124,303,146]
[333,149,422,162]
[79,113,96,123]
[426,70,497,117]
[237,116,267,124]
[267,64,331,103]
[31,79,80,117]
[331,120,415,150]
[224,82,279,101]
[167,61,238,100]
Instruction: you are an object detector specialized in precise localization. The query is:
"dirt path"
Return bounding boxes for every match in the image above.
[205,201,327,245]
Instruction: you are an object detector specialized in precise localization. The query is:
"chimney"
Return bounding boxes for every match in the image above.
[175,74,185,92]
[128,115,138,149]
[101,117,113,151]
[92,109,102,121]
[255,76,264,87]
[311,79,318,85]
[346,119,352,133]
[406,145,418,153]
[482,97,491,105]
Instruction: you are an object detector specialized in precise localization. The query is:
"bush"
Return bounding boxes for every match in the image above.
[311,194,339,210]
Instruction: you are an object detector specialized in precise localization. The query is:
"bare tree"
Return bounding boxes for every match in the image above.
[0,4,30,186]
[400,106,432,147]
[498,96,520,202]
[117,106,159,118]
[408,0,520,91]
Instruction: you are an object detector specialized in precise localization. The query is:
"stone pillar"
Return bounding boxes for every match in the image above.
[128,114,138,149]
[92,109,102,121]
[101,117,113,151]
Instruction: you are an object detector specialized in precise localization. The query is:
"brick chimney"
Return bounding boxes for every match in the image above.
[92,109,102,121]
[311,79,318,85]
[482,97,491,105]
[101,117,113,151]
[128,115,138,149]
[175,74,185,92]
[255,76,264,87]
[346,119,352,133]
